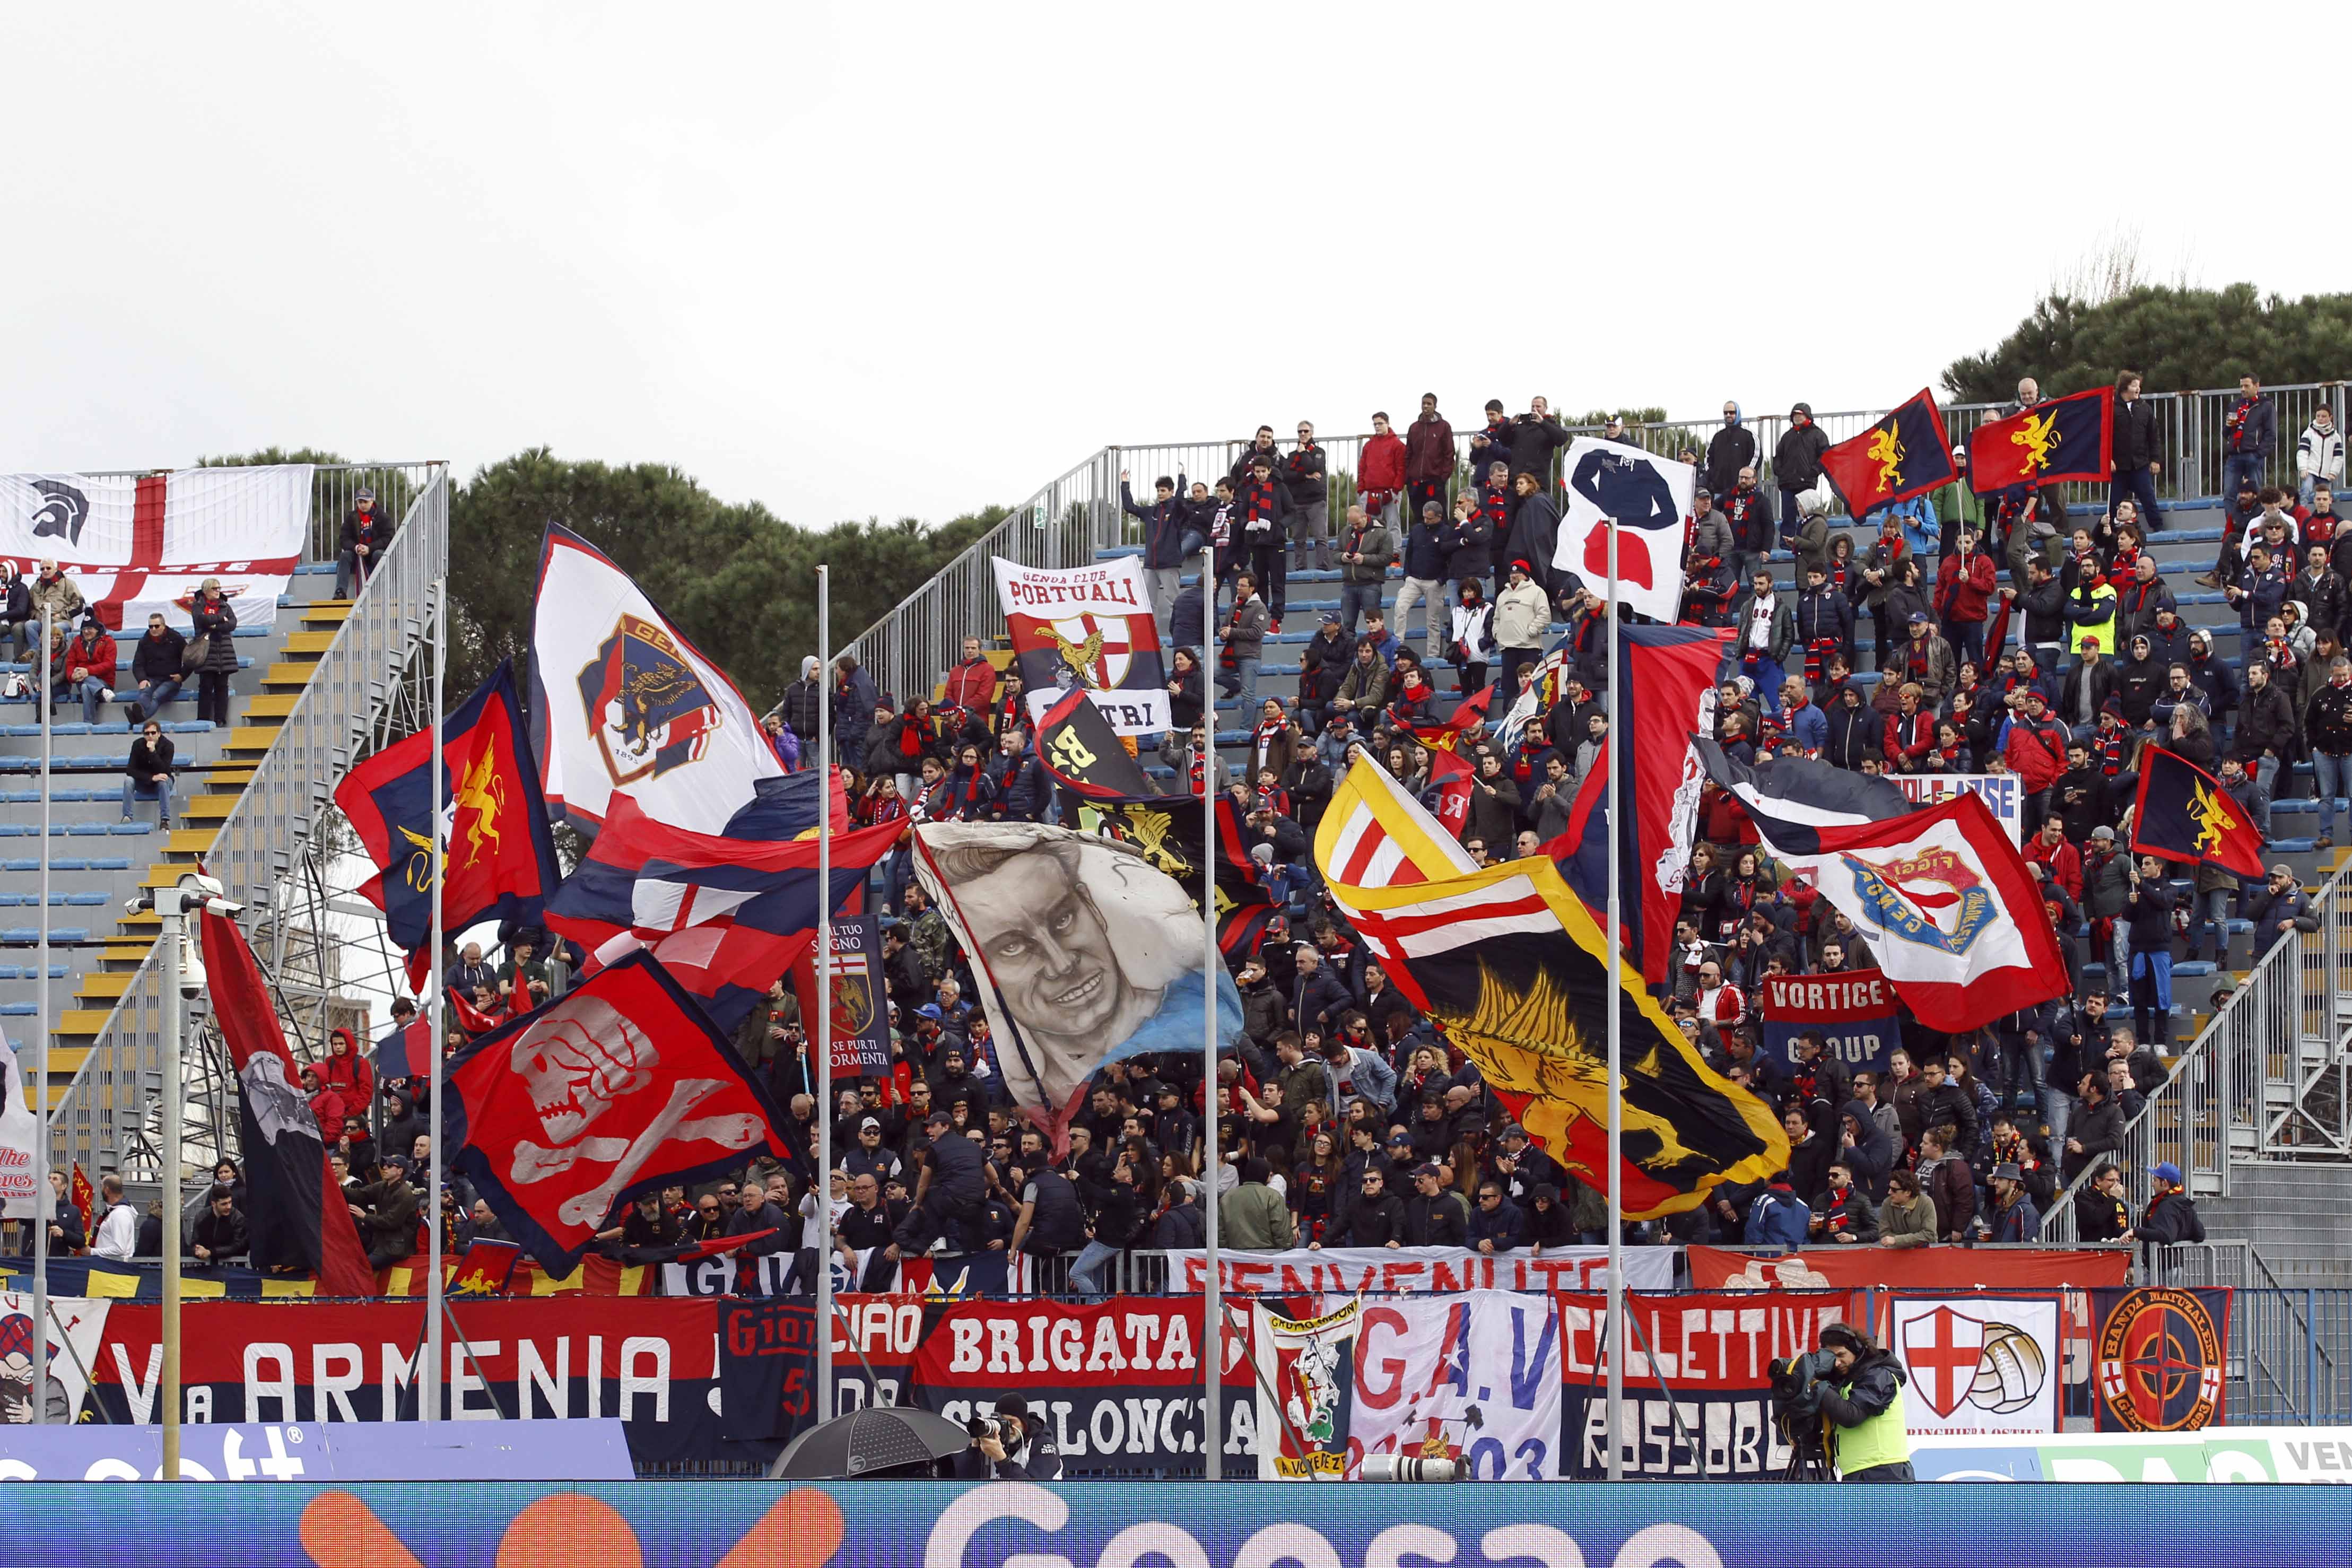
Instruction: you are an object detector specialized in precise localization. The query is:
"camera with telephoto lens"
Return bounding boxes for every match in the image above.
[1768,1347,1839,1432]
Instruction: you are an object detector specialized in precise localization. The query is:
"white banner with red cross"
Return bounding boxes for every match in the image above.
[1889,1295,2060,1437]
[991,555,1171,737]
[0,466,313,632]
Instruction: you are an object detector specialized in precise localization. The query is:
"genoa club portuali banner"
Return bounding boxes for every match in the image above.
[991,556,1171,736]
[0,464,312,631]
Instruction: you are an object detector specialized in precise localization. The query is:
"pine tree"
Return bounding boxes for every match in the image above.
[1944,284,2352,403]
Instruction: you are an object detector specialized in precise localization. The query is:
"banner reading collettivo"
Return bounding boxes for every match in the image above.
[992,557,1171,736]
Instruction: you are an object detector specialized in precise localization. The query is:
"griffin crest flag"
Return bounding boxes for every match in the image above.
[528,524,785,834]
[1818,389,1956,518]
[441,949,791,1275]
[2132,746,2269,880]
[1324,852,1786,1217]
[334,659,564,990]
[1968,387,2115,492]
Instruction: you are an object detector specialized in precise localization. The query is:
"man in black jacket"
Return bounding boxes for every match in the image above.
[893,1111,986,1257]
[2222,375,2276,506]
[1400,1164,1468,1246]
[1823,685,1884,771]
[1706,402,1757,502]
[2139,1162,2206,1249]
[125,612,187,722]
[1327,1167,1407,1248]
[953,1396,1064,1482]
[1284,422,1332,572]
[2111,372,2165,529]
[1773,404,1831,547]
[1816,1322,1914,1482]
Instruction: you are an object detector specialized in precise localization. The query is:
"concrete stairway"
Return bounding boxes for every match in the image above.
[2196,1164,2352,1285]
[0,562,351,1114]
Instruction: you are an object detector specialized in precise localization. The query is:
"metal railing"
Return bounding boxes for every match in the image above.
[2045,852,2352,1244]
[47,468,448,1183]
[844,383,2349,715]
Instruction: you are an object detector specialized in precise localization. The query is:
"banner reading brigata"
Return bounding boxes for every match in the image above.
[992,556,1171,736]
[1761,973,1901,1073]
[0,465,312,631]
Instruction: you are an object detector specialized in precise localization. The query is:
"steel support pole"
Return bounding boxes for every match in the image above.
[30,626,49,1426]
[159,900,182,1477]
[1201,542,1222,1482]
[1605,518,1624,1482]
[816,566,834,1423]
[424,576,446,1420]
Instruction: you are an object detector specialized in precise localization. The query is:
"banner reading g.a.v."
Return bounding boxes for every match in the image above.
[992,556,1171,736]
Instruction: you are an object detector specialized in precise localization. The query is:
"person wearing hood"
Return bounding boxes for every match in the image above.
[2298,404,2344,510]
[322,1026,377,1109]
[1705,399,1757,502]
[831,653,879,767]
[774,655,827,751]
[1835,1096,1897,1201]
[1816,1321,1914,1482]
[1773,403,1831,548]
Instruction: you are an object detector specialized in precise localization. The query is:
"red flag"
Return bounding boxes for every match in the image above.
[1981,590,2012,670]
[68,1162,94,1244]
[443,949,792,1274]
[199,911,379,1299]
[1422,745,1475,838]
[1447,682,1497,733]
[1968,388,2114,492]
[1816,389,1957,518]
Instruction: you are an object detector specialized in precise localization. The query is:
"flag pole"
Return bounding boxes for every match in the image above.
[30,622,49,1427]
[158,886,183,1477]
[424,574,447,1421]
[1200,541,1222,1482]
[815,565,833,1424]
[1604,516,1625,1482]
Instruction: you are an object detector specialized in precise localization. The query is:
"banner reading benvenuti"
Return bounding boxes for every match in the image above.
[991,556,1171,736]
[0,465,312,631]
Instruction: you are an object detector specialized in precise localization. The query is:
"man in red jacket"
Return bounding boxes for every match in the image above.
[2003,690,2071,837]
[1934,528,1997,670]
[1359,411,1408,529]
[1404,393,1455,530]
[938,636,998,717]
[2021,807,2083,901]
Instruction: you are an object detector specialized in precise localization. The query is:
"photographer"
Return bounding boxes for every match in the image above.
[953,1395,1062,1482]
[1815,1322,1913,1482]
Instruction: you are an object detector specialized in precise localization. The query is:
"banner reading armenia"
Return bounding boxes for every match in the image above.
[992,556,1171,736]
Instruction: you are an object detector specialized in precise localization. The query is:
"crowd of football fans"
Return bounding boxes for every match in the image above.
[99,389,2351,1286]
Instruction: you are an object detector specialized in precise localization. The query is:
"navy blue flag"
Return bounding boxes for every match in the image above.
[334,660,564,990]
[1819,389,1957,518]
[1970,387,2114,492]
[791,913,892,1078]
[1693,737,1914,848]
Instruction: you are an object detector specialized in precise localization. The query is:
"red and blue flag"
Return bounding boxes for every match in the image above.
[335,660,563,990]
[1818,389,1957,518]
[1968,387,2114,492]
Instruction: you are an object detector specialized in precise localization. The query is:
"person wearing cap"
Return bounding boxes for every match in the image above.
[1814,1321,1913,1481]
[952,1393,1063,1482]
[2244,862,2319,962]
[2138,1162,2206,1248]
[350,1154,420,1270]
[1493,556,1550,697]
[336,486,390,600]
[1984,1162,2042,1242]
[891,1108,988,1261]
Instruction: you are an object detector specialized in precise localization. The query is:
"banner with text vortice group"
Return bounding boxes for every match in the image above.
[1760,973,1901,1074]
[992,557,1172,736]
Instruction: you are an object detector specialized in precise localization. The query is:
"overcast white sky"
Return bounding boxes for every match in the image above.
[7,3,2349,529]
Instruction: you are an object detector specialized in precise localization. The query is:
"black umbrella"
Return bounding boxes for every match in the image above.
[768,1406,972,1479]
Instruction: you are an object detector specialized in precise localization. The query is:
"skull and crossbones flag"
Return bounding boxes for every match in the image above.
[201,911,381,1298]
[443,949,792,1274]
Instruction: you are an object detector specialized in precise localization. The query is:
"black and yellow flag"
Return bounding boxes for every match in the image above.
[1329,851,1787,1217]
